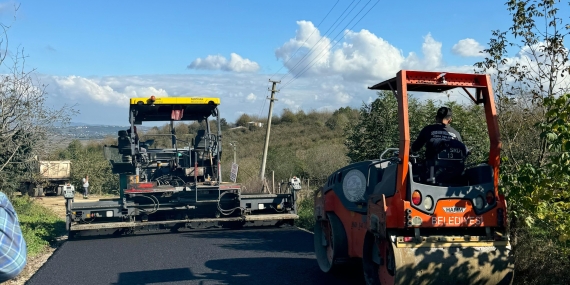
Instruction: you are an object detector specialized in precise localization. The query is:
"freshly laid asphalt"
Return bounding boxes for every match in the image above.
[26,227,365,285]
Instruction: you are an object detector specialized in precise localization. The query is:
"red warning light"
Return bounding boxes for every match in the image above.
[412,190,422,205]
[486,191,495,204]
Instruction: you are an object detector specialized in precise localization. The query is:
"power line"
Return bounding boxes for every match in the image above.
[269,0,340,80]
[262,0,348,120]
[279,0,360,81]
[280,0,374,89]
[281,0,380,90]
[257,80,271,119]
[284,0,376,86]
[279,0,358,82]
[279,0,360,83]
[257,97,267,119]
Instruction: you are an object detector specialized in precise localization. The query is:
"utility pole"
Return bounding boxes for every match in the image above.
[260,80,280,185]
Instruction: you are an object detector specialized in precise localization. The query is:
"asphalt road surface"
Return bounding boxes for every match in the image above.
[26,227,365,285]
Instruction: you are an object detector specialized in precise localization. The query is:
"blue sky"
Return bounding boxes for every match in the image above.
[0,0,562,125]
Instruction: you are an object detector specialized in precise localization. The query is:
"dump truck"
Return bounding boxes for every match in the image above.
[313,70,514,285]
[63,96,299,238]
[20,160,72,197]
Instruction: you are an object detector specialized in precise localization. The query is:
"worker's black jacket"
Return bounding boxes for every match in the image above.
[411,123,464,159]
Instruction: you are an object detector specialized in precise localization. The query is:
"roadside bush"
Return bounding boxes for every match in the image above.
[10,196,65,257]
[513,224,570,285]
[54,140,120,195]
[295,194,315,231]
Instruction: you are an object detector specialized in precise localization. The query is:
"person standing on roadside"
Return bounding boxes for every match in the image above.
[0,192,27,282]
[82,175,89,199]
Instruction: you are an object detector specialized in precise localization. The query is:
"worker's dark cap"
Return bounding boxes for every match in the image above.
[436,107,452,119]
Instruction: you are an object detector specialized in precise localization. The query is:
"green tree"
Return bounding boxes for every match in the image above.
[266,146,305,181]
[235,114,251,127]
[325,113,349,131]
[295,110,307,123]
[220,118,229,131]
[473,1,570,282]
[345,91,488,164]
[300,144,349,181]
[0,25,75,195]
[57,140,119,195]
[474,0,570,230]
[325,107,358,131]
[344,91,399,162]
[503,94,570,242]
[475,0,570,167]
[280,109,298,124]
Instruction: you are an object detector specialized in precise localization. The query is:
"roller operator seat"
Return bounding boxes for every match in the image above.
[424,139,469,185]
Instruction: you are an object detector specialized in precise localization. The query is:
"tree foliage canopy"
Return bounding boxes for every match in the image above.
[344,91,489,165]
[0,21,75,195]
[474,0,570,245]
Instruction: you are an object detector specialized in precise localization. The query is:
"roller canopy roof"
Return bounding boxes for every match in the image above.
[129,97,220,122]
[368,71,487,93]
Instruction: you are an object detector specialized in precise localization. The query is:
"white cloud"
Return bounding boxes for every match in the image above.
[245,93,257,102]
[280,98,298,109]
[320,83,352,105]
[43,74,282,124]
[275,21,332,77]
[51,75,168,106]
[46,73,467,127]
[452,38,486,57]
[479,41,570,97]
[188,53,260,73]
[403,33,443,70]
[275,22,455,82]
[42,21,570,127]
[53,76,126,103]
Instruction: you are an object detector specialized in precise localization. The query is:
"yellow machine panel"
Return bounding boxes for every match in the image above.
[129,97,221,106]
[129,96,221,122]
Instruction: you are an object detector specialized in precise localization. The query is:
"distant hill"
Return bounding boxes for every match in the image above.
[136,108,361,188]
[67,122,96,127]
[52,124,151,140]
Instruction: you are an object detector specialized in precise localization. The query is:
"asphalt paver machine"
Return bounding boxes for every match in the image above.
[313,70,514,285]
[64,96,299,237]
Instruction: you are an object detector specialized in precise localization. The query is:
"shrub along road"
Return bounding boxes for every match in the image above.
[26,226,364,285]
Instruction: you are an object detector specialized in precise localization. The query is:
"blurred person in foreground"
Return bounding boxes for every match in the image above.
[0,192,27,282]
